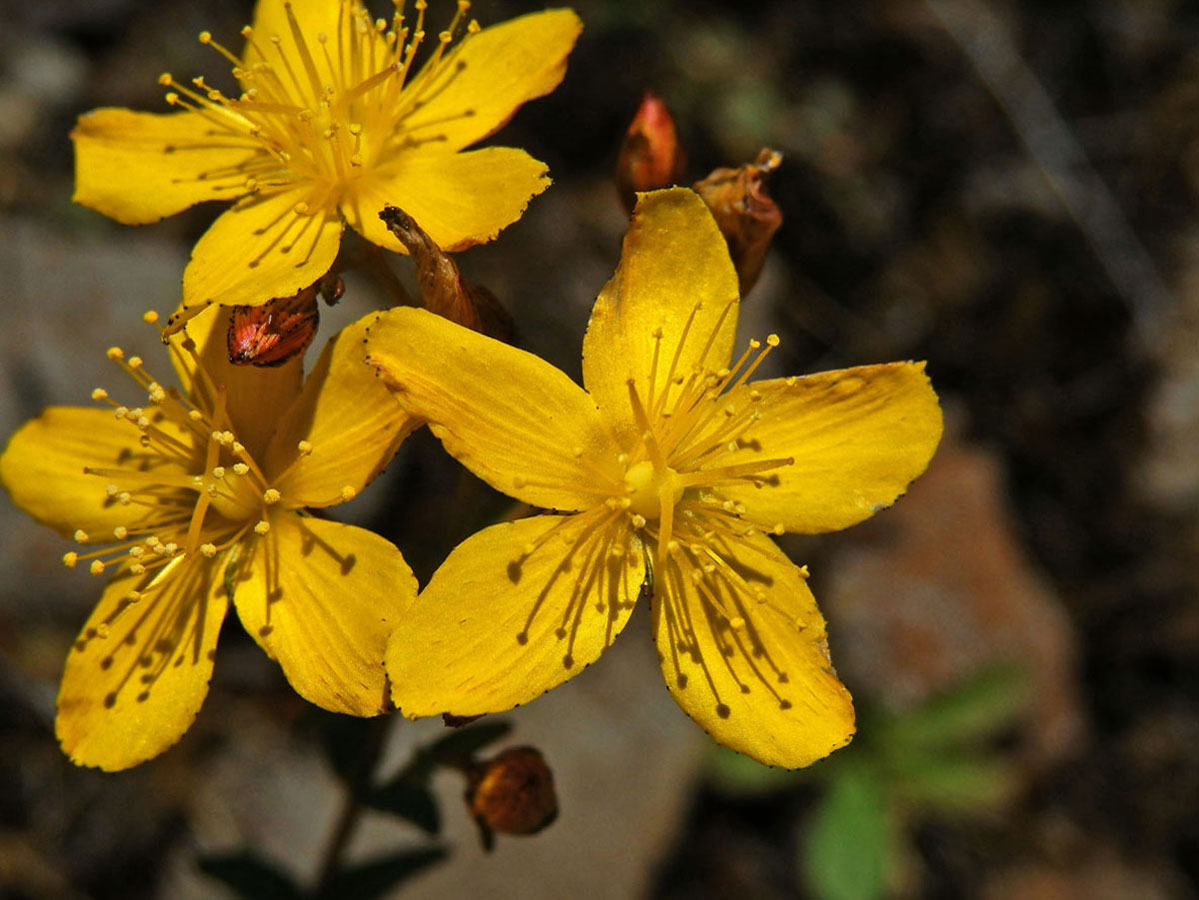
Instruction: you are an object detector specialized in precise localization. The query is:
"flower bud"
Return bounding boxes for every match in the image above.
[379,206,514,342]
[466,746,558,851]
[616,91,687,214]
[692,148,783,295]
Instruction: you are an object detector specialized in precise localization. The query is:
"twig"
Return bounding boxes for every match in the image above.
[924,0,1173,347]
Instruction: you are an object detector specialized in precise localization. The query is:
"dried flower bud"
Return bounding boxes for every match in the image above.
[442,712,484,728]
[466,746,558,851]
[616,91,687,214]
[692,148,783,295]
[379,206,514,342]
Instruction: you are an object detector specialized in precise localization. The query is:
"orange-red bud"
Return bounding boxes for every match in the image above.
[693,148,784,296]
[380,206,514,342]
[226,273,340,367]
[466,746,558,851]
[616,91,687,214]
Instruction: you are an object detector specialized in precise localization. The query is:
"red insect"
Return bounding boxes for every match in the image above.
[227,275,343,367]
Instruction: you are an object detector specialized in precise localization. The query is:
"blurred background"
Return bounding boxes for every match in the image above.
[1,0,1197,897]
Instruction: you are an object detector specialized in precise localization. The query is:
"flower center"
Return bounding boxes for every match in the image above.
[624,460,684,521]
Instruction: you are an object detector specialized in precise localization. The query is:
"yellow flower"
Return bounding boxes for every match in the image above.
[365,188,943,768]
[71,0,582,331]
[0,309,416,771]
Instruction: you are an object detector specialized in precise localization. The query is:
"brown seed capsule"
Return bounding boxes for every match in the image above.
[379,206,514,343]
[466,746,558,851]
[692,148,784,296]
[616,91,687,214]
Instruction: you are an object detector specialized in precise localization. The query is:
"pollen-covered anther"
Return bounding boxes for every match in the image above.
[212,466,226,479]
[126,590,142,603]
[89,560,105,576]
[766,334,780,347]
[254,520,270,535]
[113,526,128,540]
[91,388,108,401]
[147,383,166,404]
[131,563,146,575]
[129,546,145,558]
[630,514,647,529]
[728,616,746,629]
[113,406,128,420]
[263,488,282,505]
[188,410,203,421]
[128,357,143,370]
[200,543,218,558]
[232,463,250,476]
[62,552,78,568]
[297,440,313,455]
[74,529,89,543]
[106,347,124,361]
[143,311,159,324]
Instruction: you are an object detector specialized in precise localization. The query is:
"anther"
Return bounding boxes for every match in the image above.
[62,552,78,567]
[212,466,226,479]
[263,488,282,504]
[297,440,313,455]
[113,407,129,420]
[200,543,218,558]
[89,560,105,576]
[74,529,89,543]
[767,334,780,347]
[199,31,212,43]
[232,463,250,475]
[630,514,647,529]
[91,388,108,401]
[113,526,128,540]
[128,356,143,369]
[131,563,146,575]
[254,520,271,535]
[143,310,159,324]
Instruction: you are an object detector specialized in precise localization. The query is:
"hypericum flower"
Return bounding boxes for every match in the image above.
[0,308,416,771]
[72,0,582,332]
[365,188,943,768]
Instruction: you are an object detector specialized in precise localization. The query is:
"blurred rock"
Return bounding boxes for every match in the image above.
[822,422,1085,767]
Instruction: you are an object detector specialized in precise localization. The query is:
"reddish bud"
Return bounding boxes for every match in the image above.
[466,746,558,851]
[616,91,687,214]
[693,148,784,295]
[379,206,513,342]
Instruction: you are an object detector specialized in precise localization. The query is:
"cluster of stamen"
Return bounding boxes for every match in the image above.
[157,0,479,207]
[64,312,285,606]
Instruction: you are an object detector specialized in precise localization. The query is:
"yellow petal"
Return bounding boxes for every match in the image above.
[582,188,741,447]
[72,109,255,224]
[0,406,191,538]
[56,556,228,771]
[714,362,943,534]
[230,513,415,716]
[399,9,583,153]
[265,314,416,506]
[180,187,343,313]
[342,146,549,254]
[170,306,304,461]
[366,307,621,511]
[387,512,643,718]
[653,528,854,768]
[243,0,363,75]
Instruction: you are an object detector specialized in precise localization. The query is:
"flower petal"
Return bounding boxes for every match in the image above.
[714,362,943,534]
[342,146,549,254]
[582,188,741,447]
[1,406,190,538]
[366,307,622,511]
[72,109,256,224]
[653,528,854,768]
[56,556,228,771]
[265,314,416,506]
[230,513,415,716]
[399,9,582,153]
[170,306,304,461]
[179,187,343,314]
[387,512,643,719]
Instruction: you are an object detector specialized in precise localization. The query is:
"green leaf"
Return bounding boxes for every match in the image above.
[303,710,383,784]
[801,764,894,900]
[891,754,1017,813]
[427,719,513,763]
[705,745,801,796]
[364,780,441,834]
[317,847,447,900]
[197,851,301,900]
[886,666,1029,752]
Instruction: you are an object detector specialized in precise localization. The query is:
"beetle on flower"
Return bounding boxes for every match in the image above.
[366,188,943,768]
[71,0,582,331]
